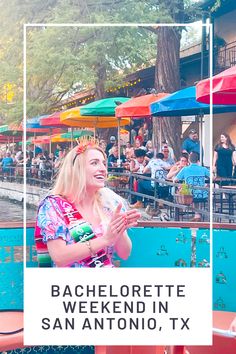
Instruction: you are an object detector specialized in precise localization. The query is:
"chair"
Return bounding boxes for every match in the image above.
[155,169,171,200]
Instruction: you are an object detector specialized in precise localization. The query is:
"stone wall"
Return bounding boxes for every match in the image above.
[0,181,47,207]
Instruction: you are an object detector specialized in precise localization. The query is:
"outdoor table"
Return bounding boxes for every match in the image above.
[213,177,236,187]
[108,166,125,173]
[221,185,236,215]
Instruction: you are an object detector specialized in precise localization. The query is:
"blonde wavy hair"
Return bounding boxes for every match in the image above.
[51,145,126,223]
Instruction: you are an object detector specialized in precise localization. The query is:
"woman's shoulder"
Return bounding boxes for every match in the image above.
[98,187,128,212]
[38,194,64,211]
[214,144,222,151]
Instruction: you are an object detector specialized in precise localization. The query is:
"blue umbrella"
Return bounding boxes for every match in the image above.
[150,86,236,116]
[26,115,48,129]
[150,86,236,164]
[26,115,54,154]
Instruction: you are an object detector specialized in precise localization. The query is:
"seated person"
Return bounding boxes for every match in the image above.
[134,136,146,150]
[130,149,147,195]
[105,136,116,156]
[145,140,154,162]
[162,140,175,160]
[130,152,171,208]
[167,153,189,180]
[15,150,24,164]
[174,151,210,221]
[124,146,134,168]
[162,145,175,166]
[108,146,126,168]
[130,148,146,174]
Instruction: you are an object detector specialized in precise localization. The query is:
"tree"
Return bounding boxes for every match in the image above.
[136,0,181,157]
[0,0,201,148]
[153,24,183,156]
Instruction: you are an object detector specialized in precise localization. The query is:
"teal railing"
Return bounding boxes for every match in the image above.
[1,221,235,312]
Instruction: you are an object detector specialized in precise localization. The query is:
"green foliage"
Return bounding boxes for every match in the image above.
[0,0,201,123]
[25,25,157,116]
[179,182,192,195]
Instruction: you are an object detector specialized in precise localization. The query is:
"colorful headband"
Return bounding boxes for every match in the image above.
[72,136,99,165]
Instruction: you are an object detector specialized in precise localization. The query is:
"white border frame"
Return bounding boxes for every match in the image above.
[23,22,213,346]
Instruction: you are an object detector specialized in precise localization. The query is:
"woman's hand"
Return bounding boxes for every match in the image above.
[103,203,140,246]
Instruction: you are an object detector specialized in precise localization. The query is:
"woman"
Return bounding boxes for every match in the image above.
[107,145,126,167]
[145,140,154,162]
[138,122,149,145]
[213,133,236,178]
[130,148,146,174]
[134,136,146,150]
[167,154,189,180]
[35,139,140,267]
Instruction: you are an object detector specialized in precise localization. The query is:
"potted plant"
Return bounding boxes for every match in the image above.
[175,183,193,205]
[106,175,120,187]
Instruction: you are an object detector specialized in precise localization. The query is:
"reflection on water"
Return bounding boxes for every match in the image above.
[0,198,36,222]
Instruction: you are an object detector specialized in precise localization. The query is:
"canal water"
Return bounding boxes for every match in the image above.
[0,197,36,222]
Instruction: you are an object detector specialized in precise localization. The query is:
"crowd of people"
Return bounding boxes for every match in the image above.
[0,143,67,181]
[1,128,235,219]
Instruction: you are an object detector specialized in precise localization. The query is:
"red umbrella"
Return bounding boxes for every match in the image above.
[0,134,22,143]
[115,93,169,118]
[40,111,68,128]
[32,135,51,144]
[196,65,236,105]
[39,112,69,152]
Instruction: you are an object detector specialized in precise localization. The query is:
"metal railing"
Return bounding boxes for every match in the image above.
[1,167,235,223]
[214,40,236,73]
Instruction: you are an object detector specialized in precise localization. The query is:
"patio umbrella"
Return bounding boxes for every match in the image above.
[150,86,236,116]
[39,112,71,151]
[0,123,23,135]
[0,124,24,146]
[27,117,63,156]
[60,107,130,128]
[115,93,169,151]
[61,130,94,139]
[32,135,51,144]
[150,86,236,164]
[26,116,49,129]
[51,134,70,143]
[115,93,169,118]
[39,111,73,152]
[40,111,68,128]
[0,134,22,143]
[196,65,236,105]
[80,97,130,116]
[19,140,32,146]
[0,125,9,133]
[60,106,130,162]
[80,97,130,163]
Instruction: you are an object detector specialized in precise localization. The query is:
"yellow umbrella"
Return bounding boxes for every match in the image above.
[51,134,70,143]
[120,129,129,134]
[60,107,130,128]
[60,107,130,162]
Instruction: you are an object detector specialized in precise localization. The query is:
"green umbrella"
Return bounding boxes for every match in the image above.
[0,125,9,133]
[80,97,130,163]
[61,130,93,139]
[80,97,130,116]
[19,140,32,146]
